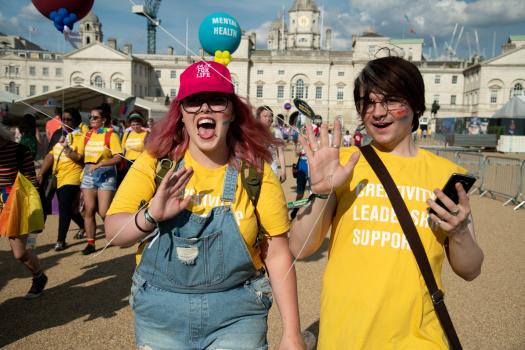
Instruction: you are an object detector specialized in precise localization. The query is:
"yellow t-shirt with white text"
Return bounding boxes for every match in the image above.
[49,129,85,188]
[83,131,122,164]
[107,151,289,269]
[319,146,466,350]
[122,130,147,161]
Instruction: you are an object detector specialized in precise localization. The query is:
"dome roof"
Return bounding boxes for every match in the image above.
[80,11,99,23]
[290,0,319,12]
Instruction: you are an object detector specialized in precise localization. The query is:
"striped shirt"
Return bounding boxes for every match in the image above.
[0,141,37,189]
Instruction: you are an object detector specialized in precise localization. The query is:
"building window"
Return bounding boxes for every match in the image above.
[434,75,441,84]
[338,71,344,77]
[93,75,104,88]
[29,66,36,76]
[55,68,62,77]
[277,85,284,99]
[170,70,176,79]
[43,85,49,93]
[490,89,498,104]
[156,88,162,97]
[257,70,264,75]
[512,83,523,97]
[295,79,305,99]
[42,67,49,76]
[56,86,61,90]
[278,70,285,75]
[337,87,344,101]
[433,94,440,103]
[450,95,456,105]
[256,85,263,98]
[315,86,322,99]
[452,75,458,84]
[115,82,122,91]
[155,70,161,78]
[29,85,36,96]
[170,88,177,97]
[316,71,323,76]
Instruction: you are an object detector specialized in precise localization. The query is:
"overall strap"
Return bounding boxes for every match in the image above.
[221,161,238,203]
[359,144,462,350]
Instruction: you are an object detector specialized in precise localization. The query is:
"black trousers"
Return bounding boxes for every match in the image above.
[56,185,84,243]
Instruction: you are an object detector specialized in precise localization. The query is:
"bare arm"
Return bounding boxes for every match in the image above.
[428,182,484,281]
[289,120,359,259]
[277,145,286,183]
[264,234,305,350]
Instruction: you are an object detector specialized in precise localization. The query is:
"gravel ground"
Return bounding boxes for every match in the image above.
[1,145,524,349]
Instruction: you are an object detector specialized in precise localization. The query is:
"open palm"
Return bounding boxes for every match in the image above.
[148,167,194,221]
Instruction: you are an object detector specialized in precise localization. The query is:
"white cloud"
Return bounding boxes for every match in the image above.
[19,3,42,22]
[246,21,272,48]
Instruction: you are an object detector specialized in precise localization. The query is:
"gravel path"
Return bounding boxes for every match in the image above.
[1,146,524,349]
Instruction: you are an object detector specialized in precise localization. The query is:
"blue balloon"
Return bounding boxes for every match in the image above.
[198,12,241,56]
[50,11,57,20]
[57,7,68,17]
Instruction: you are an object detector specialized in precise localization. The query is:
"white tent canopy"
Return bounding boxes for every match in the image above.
[492,95,525,119]
[0,90,21,103]
[13,84,169,120]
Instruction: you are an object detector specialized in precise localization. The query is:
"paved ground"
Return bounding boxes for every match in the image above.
[1,144,524,349]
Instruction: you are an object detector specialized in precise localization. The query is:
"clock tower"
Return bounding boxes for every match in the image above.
[287,0,320,50]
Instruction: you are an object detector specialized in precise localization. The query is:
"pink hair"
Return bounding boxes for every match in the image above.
[146,95,276,171]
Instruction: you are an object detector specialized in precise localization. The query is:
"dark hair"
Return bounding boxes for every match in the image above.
[289,111,299,126]
[126,109,146,125]
[54,107,63,116]
[92,104,111,126]
[353,56,426,132]
[255,105,273,120]
[19,114,37,135]
[63,107,82,127]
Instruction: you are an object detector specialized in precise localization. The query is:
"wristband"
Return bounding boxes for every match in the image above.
[135,211,154,233]
[144,208,159,226]
[310,193,330,200]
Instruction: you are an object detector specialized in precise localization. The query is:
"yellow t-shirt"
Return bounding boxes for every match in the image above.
[79,122,89,135]
[122,130,148,161]
[107,151,289,269]
[83,130,122,164]
[319,146,466,350]
[49,130,85,188]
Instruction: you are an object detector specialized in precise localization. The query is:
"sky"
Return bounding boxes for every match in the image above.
[0,0,524,60]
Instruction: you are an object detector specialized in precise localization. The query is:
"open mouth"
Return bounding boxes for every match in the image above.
[196,117,216,139]
[372,121,393,129]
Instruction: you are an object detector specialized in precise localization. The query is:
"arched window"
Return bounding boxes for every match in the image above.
[93,75,104,88]
[86,23,90,31]
[86,36,91,44]
[512,83,523,97]
[295,79,305,99]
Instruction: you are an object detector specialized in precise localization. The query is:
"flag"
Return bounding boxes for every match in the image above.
[63,26,81,49]
[404,14,416,35]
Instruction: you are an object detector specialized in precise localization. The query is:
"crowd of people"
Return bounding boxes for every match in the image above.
[0,56,483,349]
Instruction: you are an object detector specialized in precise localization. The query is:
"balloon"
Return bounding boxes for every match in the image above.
[213,50,232,66]
[284,102,292,110]
[32,0,94,32]
[199,12,242,56]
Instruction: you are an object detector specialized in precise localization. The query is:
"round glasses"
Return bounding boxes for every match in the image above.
[360,97,407,115]
[181,95,230,114]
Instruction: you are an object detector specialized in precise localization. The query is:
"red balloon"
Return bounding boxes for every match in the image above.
[32,0,94,21]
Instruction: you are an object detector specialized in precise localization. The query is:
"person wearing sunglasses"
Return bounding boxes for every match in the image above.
[288,56,484,349]
[105,61,304,349]
[39,108,85,251]
[118,110,149,184]
[80,106,122,255]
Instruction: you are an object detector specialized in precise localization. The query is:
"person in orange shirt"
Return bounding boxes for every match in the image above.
[45,107,63,141]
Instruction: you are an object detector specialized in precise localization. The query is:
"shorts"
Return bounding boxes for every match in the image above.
[81,165,117,191]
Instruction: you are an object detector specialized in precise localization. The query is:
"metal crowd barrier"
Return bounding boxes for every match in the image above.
[423,147,525,212]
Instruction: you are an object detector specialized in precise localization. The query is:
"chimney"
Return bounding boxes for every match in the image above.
[123,43,132,54]
[167,46,174,55]
[325,28,332,51]
[108,37,117,50]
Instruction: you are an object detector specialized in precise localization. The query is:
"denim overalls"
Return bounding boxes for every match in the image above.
[130,161,273,350]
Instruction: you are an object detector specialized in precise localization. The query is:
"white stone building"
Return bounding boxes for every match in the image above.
[1,1,524,131]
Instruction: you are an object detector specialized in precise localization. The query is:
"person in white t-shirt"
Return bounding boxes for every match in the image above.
[256,106,286,183]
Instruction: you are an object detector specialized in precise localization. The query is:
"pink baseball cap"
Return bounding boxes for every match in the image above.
[176,61,234,101]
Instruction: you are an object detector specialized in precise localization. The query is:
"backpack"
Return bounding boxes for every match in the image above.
[153,157,268,248]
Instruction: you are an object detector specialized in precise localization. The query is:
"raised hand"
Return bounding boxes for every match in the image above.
[148,166,194,222]
[298,119,359,194]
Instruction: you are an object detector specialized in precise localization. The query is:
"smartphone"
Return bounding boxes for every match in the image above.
[429,173,476,215]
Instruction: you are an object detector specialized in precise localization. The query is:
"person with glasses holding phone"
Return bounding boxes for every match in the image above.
[105,61,304,349]
[80,106,122,255]
[288,56,484,349]
[39,108,85,251]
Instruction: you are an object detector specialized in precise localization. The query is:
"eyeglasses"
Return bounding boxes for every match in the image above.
[181,95,230,114]
[89,115,102,120]
[359,97,407,115]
